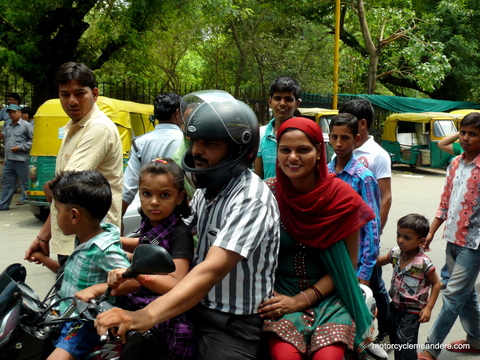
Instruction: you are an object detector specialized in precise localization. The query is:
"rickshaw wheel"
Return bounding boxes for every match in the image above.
[33,206,50,221]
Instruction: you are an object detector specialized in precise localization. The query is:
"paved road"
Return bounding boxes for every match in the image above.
[1,166,479,359]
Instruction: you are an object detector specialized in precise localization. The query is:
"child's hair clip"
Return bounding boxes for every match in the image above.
[152,158,168,165]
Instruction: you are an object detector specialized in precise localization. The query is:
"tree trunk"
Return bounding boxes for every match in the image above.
[32,76,58,110]
[356,0,378,94]
[367,53,379,95]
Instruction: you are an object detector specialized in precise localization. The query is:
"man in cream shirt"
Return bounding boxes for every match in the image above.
[25,62,123,272]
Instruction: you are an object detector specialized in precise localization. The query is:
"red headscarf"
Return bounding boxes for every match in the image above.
[275,117,375,249]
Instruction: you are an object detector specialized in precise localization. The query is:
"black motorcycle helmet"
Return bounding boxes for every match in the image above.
[181,90,259,188]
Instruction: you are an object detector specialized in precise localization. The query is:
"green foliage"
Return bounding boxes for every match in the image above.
[1,0,480,106]
[423,0,480,101]
[0,0,182,106]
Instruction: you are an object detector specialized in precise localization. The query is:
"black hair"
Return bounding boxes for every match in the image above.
[139,158,190,218]
[397,213,429,238]
[460,112,480,131]
[154,92,182,122]
[50,170,111,221]
[329,113,359,136]
[54,62,97,89]
[6,92,20,102]
[21,107,35,119]
[268,76,302,100]
[339,99,375,130]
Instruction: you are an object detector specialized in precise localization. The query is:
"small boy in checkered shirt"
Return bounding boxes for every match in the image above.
[377,213,441,360]
[29,170,130,360]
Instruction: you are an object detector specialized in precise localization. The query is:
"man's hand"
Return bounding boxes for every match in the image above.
[95,308,150,343]
[10,146,19,152]
[25,237,49,263]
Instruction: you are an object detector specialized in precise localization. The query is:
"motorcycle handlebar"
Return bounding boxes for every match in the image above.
[99,329,153,344]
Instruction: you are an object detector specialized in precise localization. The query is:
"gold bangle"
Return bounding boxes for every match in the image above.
[312,284,324,301]
[308,288,318,303]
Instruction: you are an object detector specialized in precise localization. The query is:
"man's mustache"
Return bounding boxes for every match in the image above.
[193,154,208,163]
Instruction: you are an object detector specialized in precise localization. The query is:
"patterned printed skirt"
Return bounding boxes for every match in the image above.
[263,293,358,357]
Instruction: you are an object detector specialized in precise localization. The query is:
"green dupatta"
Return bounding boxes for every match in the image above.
[320,239,374,354]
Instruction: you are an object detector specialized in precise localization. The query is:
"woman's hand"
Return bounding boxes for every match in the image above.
[258,292,299,318]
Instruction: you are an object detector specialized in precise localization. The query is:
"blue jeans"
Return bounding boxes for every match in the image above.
[425,242,480,358]
[370,264,391,335]
[54,321,100,358]
[440,263,449,285]
[0,159,28,209]
[387,303,420,360]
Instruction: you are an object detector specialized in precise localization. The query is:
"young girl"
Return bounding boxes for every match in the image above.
[78,158,194,360]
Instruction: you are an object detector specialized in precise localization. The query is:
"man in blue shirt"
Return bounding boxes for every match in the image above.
[0,93,22,142]
[327,113,381,286]
[0,104,33,210]
[122,92,184,216]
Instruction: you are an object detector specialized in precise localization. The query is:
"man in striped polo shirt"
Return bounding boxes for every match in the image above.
[96,90,280,360]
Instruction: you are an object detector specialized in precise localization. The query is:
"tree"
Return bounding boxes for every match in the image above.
[339,0,452,96]
[419,0,480,101]
[0,0,181,108]
[196,0,334,97]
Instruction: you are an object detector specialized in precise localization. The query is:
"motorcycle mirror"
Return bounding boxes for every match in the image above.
[123,244,176,278]
[6,263,27,282]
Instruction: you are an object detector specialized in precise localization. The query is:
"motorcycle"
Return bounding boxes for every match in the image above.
[0,244,175,360]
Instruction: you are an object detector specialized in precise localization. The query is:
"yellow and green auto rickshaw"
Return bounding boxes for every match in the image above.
[298,107,339,162]
[381,112,462,169]
[450,109,480,128]
[27,96,154,220]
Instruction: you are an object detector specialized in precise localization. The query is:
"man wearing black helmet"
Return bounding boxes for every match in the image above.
[96,90,280,360]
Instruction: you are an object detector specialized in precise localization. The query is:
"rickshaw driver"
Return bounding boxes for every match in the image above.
[25,62,123,277]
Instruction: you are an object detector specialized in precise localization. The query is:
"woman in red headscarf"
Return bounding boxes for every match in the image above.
[258,117,374,360]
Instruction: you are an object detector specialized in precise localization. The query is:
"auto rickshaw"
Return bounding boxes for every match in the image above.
[381,112,461,169]
[450,109,480,128]
[298,107,338,162]
[26,96,154,220]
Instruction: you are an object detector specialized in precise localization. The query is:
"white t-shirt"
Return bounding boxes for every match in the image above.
[353,136,391,180]
[259,125,266,143]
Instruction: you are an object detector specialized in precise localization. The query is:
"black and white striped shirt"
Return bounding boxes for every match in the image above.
[187,169,280,315]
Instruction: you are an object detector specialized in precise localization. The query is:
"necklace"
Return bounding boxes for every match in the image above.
[401,253,416,262]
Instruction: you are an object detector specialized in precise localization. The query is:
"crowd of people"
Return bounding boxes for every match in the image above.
[0,62,475,360]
